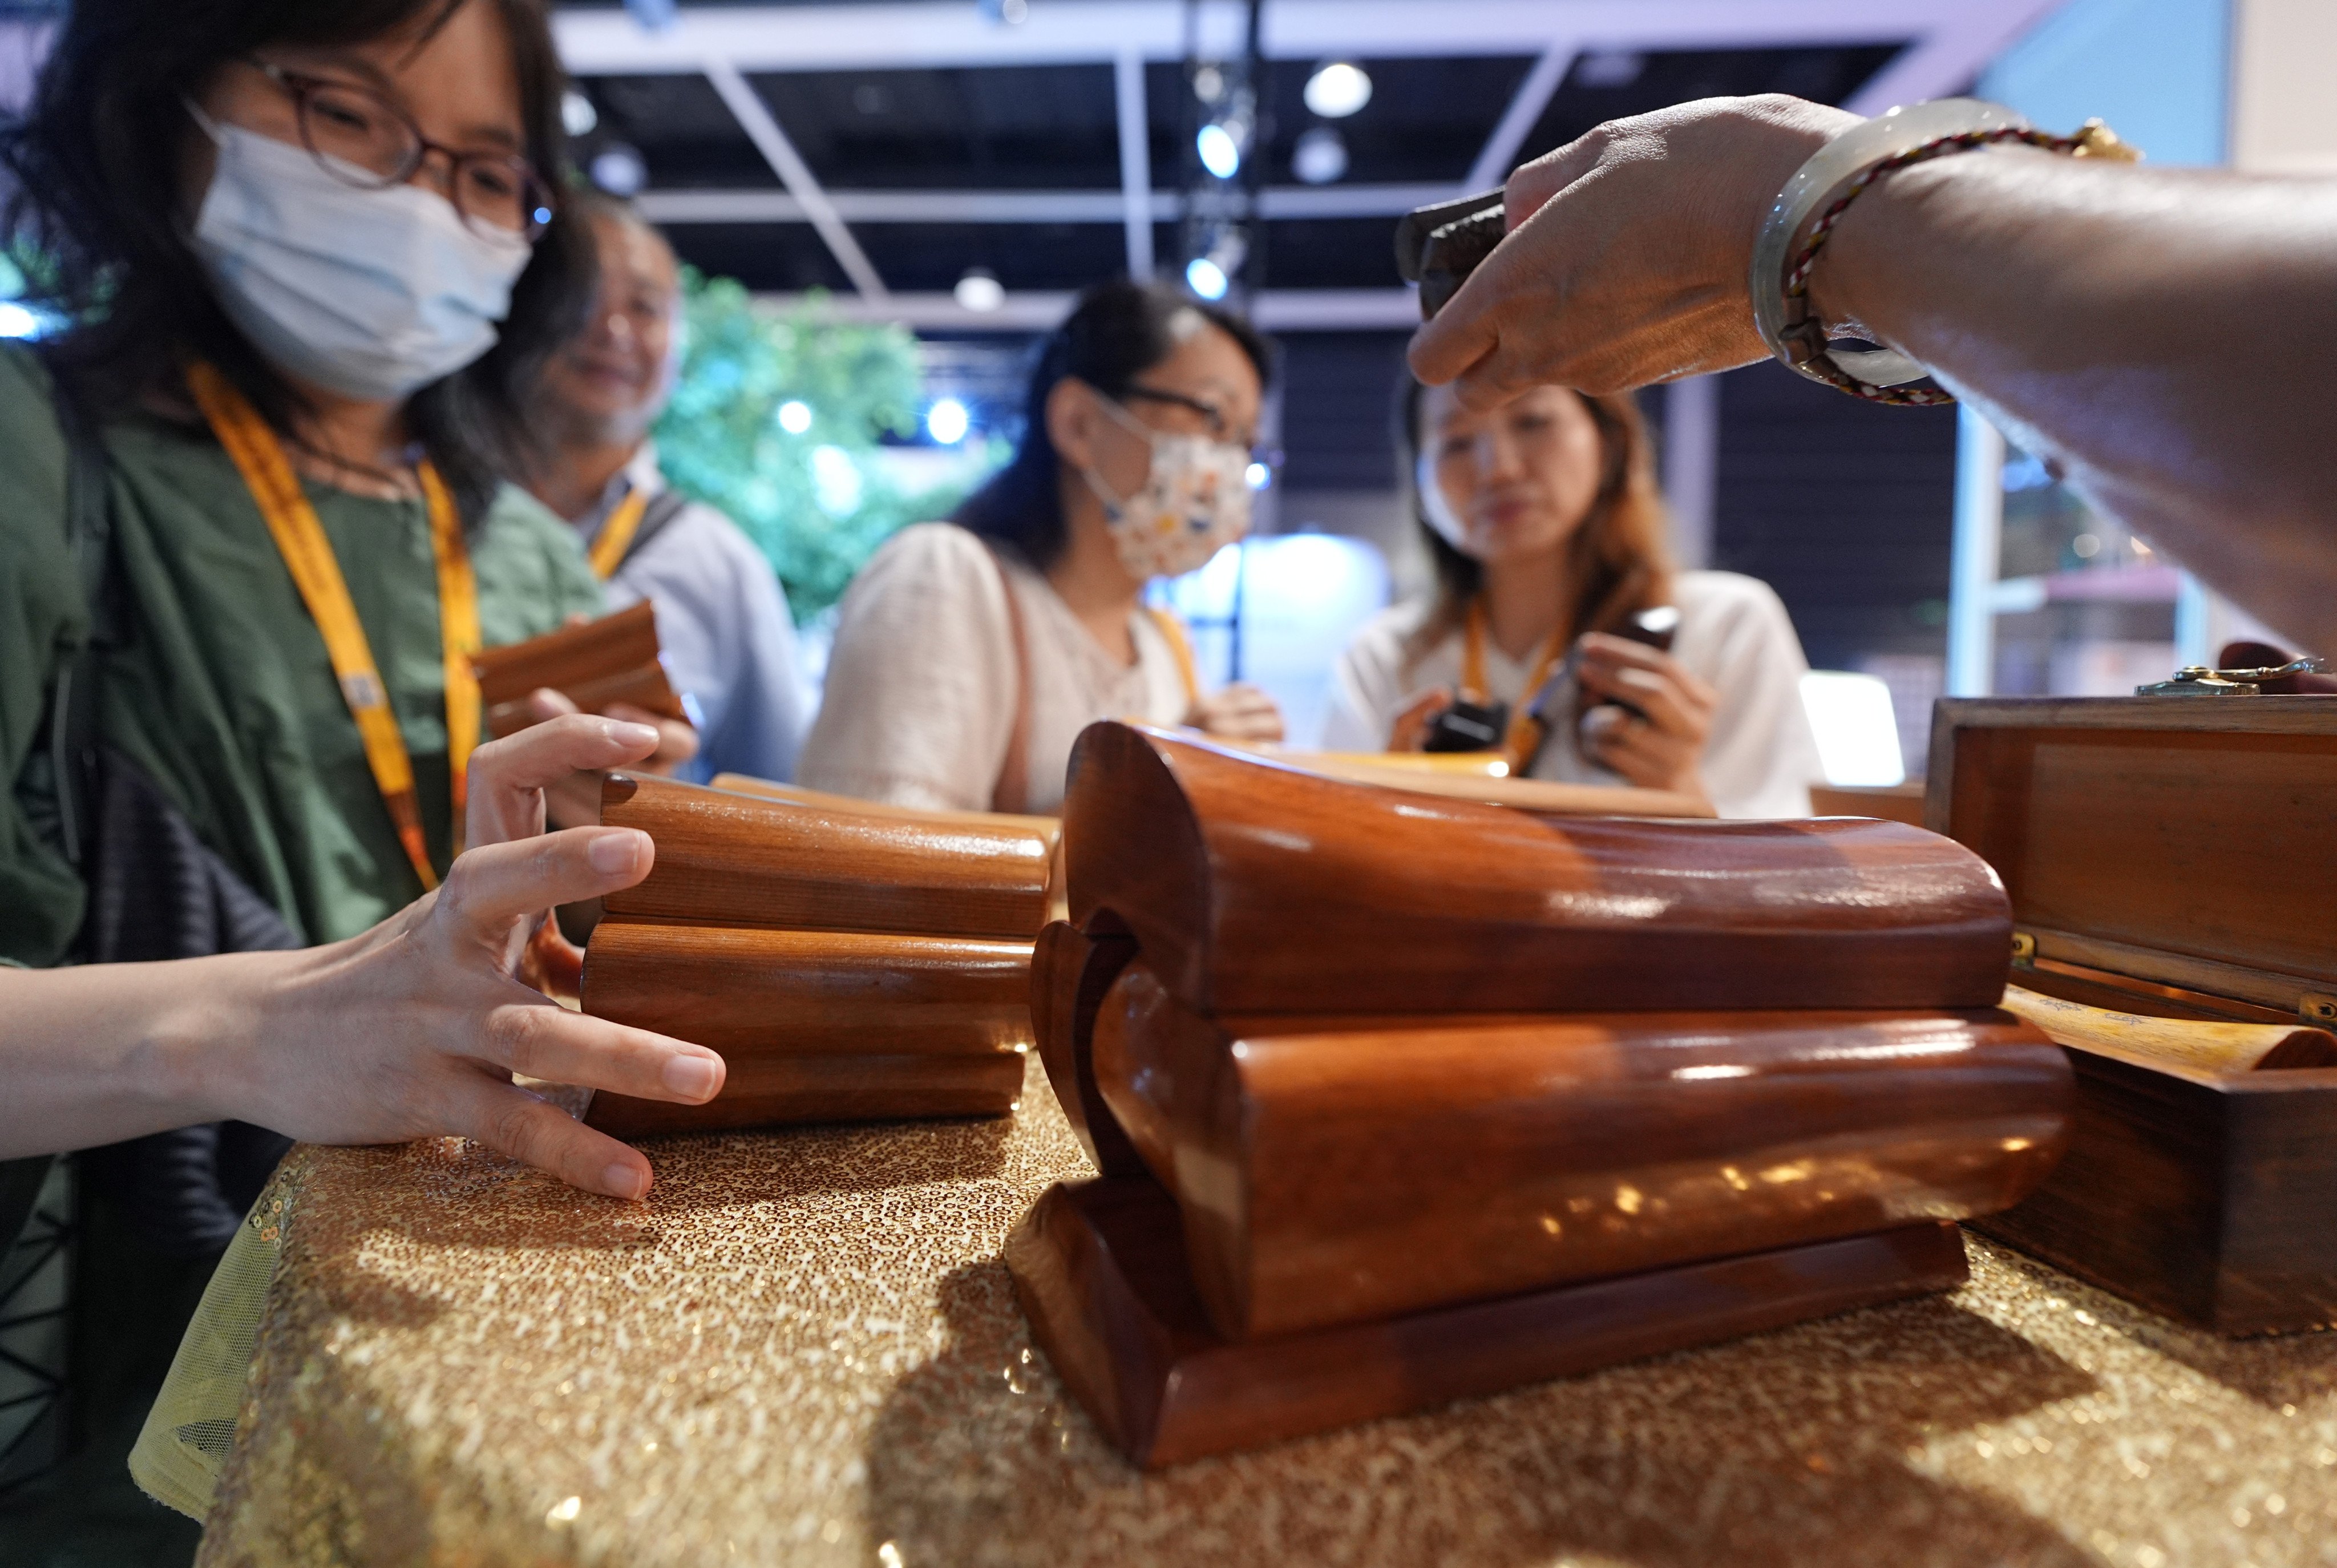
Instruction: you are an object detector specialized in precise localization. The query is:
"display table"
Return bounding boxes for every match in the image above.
[201,1056,2337,1567]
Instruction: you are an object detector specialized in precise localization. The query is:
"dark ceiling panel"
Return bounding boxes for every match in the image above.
[661,223,849,292]
[577,74,779,189]
[1257,217,1405,292]
[1145,55,1537,189]
[849,221,1131,292]
[1515,45,1906,166]
[750,66,1123,189]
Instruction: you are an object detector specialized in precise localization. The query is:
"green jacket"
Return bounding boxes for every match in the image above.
[0,345,603,963]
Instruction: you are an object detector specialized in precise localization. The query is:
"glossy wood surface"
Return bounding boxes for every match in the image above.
[1089,962,2069,1340]
[1063,722,2013,1017]
[1005,1176,1970,1469]
[710,771,1062,846]
[583,921,1034,1057]
[474,600,687,736]
[2000,984,2337,1073]
[1935,698,2337,1332]
[1810,782,1928,827]
[583,1049,1025,1136]
[1275,750,1712,815]
[1929,697,2337,993]
[600,773,1053,939]
[1029,921,1146,1178]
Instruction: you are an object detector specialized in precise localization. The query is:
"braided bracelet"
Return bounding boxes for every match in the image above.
[1748,99,2137,406]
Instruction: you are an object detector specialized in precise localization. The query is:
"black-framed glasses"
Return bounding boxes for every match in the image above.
[249,58,555,241]
[1121,383,1267,460]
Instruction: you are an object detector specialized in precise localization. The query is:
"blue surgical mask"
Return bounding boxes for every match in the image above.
[185,107,535,402]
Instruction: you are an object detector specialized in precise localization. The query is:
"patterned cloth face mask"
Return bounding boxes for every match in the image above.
[1080,395,1254,580]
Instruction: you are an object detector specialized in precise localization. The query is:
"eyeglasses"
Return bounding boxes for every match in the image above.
[1121,383,1270,463]
[249,58,556,241]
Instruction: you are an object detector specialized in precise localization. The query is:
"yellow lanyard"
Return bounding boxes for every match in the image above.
[1461,597,1567,762]
[1143,606,1203,708]
[587,484,650,580]
[187,362,480,892]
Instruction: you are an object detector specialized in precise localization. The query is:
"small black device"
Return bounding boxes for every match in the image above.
[1421,697,1510,753]
[1394,189,1506,321]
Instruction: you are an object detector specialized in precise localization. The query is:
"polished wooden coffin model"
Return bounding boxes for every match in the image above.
[472,600,688,737]
[1932,697,2337,1333]
[1009,723,2073,1466]
[579,773,1055,1133]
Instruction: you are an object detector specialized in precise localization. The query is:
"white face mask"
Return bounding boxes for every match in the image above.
[186,108,535,402]
[1081,394,1253,580]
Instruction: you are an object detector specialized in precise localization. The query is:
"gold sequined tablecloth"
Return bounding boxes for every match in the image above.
[199,1054,2337,1568]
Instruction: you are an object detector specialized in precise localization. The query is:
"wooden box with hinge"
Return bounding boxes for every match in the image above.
[1930,696,2337,1335]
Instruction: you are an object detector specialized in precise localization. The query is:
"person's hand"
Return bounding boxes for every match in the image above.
[527,686,698,829]
[1186,682,1286,744]
[1409,95,1857,407]
[1385,685,1455,753]
[241,716,725,1198]
[1574,633,1717,801]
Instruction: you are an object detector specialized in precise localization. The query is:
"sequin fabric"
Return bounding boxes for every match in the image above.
[200,1055,2337,1567]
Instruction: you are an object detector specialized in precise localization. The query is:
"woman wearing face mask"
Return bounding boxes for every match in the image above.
[0,2,718,1547]
[798,281,1285,815]
[1321,378,1822,817]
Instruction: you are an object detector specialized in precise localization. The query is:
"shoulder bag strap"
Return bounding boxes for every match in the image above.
[613,487,693,575]
[980,541,1034,816]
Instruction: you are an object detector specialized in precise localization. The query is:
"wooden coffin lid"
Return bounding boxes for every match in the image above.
[472,600,686,737]
[711,771,1063,848]
[1930,697,2337,1016]
[1062,721,2012,1016]
[601,773,1053,939]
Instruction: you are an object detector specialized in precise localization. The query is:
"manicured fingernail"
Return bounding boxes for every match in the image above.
[603,1163,646,1199]
[605,720,660,749]
[587,830,643,874]
[662,1053,721,1100]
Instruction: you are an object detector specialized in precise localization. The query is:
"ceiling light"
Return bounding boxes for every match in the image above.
[623,0,677,31]
[1196,122,1242,180]
[979,0,1030,22]
[1303,61,1372,119]
[1575,51,1645,89]
[1292,126,1348,185]
[953,268,1005,313]
[0,302,39,340]
[778,400,812,435]
[1191,64,1226,106]
[589,144,647,197]
[1185,257,1229,301]
[1245,462,1271,491]
[561,90,598,138]
[927,398,971,445]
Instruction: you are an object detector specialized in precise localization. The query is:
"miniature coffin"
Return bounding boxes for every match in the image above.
[1009,723,2074,1467]
[472,600,688,737]
[580,773,1057,1133]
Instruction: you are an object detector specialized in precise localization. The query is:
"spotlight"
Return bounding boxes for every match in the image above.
[589,144,647,197]
[1191,64,1226,106]
[1292,126,1348,185]
[561,90,599,138]
[953,268,1005,313]
[1245,461,1271,491]
[1196,122,1242,180]
[927,398,972,445]
[1185,257,1229,301]
[1303,61,1372,119]
[0,302,39,340]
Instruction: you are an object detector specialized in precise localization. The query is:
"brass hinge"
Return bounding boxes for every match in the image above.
[2010,931,2036,964]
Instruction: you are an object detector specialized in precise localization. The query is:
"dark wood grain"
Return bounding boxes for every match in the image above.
[1086,962,2069,1340]
[1030,921,1147,1178]
[600,773,1054,939]
[1006,1176,1971,1469]
[1062,721,2013,1017]
[583,1049,1024,1136]
[474,600,686,736]
[1810,782,1928,826]
[1934,697,2337,1333]
[581,921,1034,1057]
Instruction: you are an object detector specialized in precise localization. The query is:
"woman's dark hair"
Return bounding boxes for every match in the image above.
[954,279,1273,568]
[0,0,593,526]
[1395,374,1673,671]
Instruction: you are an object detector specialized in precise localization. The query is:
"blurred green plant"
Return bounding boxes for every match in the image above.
[653,269,986,621]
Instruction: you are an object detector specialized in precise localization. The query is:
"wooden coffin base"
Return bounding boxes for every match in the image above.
[584,1049,1025,1136]
[1006,1177,1969,1469]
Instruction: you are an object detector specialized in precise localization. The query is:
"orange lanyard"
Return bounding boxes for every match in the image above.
[187,362,481,892]
[587,484,650,580]
[1142,607,1203,708]
[1461,597,1567,762]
